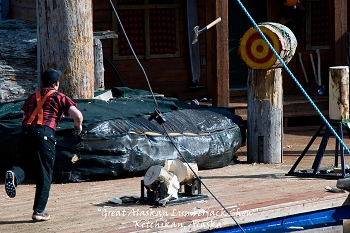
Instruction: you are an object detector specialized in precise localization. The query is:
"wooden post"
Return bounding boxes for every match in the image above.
[329,0,347,66]
[93,38,104,91]
[37,0,94,99]
[329,66,349,120]
[207,0,229,107]
[239,22,297,164]
[247,68,283,163]
[93,31,118,91]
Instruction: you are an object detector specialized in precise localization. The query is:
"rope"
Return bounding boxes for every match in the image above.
[235,0,350,156]
[108,0,246,232]
[161,124,247,233]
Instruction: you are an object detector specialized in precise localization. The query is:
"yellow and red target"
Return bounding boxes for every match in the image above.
[239,26,281,69]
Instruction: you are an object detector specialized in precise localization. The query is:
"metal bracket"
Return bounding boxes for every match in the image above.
[287,121,350,179]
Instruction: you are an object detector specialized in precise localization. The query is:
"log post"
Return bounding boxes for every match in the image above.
[93,38,104,91]
[207,0,229,107]
[247,69,283,163]
[329,66,349,121]
[328,0,347,67]
[239,22,297,163]
[93,31,118,91]
[37,0,94,99]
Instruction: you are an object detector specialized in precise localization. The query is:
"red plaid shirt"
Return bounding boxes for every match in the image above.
[21,87,77,131]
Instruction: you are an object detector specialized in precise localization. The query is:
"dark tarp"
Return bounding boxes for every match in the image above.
[0,87,243,182]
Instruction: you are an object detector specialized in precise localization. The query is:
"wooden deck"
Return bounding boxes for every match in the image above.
[1,125,350,233]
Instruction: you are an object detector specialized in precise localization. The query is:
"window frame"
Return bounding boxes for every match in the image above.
[305,0,329,50]
[112,0,180,60]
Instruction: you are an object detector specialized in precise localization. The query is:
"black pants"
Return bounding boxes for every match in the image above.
[11,125,56,213]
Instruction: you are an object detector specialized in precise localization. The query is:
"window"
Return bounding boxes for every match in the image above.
[112,0,180,60]
[305,0,329,50]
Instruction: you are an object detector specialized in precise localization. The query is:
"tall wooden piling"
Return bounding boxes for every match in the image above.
[93,38,104,91]
[329,66,349,121]
[93,31,118,91]
[247,68,283,163]
[37,0,94,99]
[239,22,297,163]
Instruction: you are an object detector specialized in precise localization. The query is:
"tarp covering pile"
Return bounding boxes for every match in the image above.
[0,87,243,182]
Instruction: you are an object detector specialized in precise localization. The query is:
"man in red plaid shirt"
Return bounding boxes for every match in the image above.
[4,68,83,221]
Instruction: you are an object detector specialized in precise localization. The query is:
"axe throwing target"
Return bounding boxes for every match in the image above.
[239,22,297,69]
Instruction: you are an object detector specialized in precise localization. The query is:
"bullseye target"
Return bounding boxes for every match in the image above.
[238,22,297,69]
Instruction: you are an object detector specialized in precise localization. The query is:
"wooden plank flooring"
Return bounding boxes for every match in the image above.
[1,113,350,233]
[1,165,349,233]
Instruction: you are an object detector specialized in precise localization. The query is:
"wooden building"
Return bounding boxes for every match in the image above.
[7,0,349,108]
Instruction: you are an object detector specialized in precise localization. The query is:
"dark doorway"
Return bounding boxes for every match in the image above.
[229,0,268,90]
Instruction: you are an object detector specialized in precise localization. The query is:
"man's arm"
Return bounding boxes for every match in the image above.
[68,106,83,135]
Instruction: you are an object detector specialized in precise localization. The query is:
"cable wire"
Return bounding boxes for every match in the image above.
[235,0,350,156]
[108,1,246,232]
[161,124,246,233]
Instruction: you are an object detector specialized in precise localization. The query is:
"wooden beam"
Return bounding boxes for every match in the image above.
[329,0,347,66]
[208,0,229,107]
